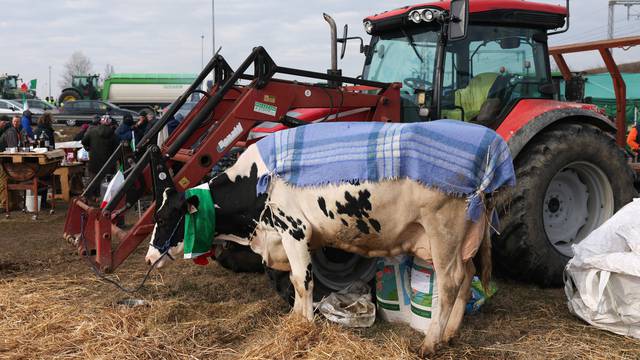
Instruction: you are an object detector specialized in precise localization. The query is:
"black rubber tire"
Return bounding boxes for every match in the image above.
[59,90,80,104]
[494,123,636,287]
[265,267,339,307]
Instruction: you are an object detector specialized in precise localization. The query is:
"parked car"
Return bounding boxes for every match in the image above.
[24,99,59,116]
[0,99,23,116]
[57,100,138,126]
[162,100,198,118]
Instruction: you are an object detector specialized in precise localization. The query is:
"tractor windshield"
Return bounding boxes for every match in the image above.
[4,77,17,89]
[363,29,438,94]
[363,27,439,121]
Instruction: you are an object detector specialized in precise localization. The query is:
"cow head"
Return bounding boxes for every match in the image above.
[145,187,198,268]
[145,145,272,269]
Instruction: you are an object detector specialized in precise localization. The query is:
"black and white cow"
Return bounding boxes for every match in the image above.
[146,144,494,355]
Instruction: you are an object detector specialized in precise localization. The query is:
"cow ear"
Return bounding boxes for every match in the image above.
[184,195,200,214]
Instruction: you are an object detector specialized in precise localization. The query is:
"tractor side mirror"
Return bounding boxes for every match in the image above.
[340,24,348,59]
[338,24,367,59]
[448,0,469,41]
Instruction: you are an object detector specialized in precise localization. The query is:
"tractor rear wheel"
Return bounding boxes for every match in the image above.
[494,123,635,286]
[59,90,80,104]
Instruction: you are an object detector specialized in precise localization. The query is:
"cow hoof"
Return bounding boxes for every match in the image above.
[31,215,38,221]
[49,210,55,215]
[5,214,9,219]
[419,340,439,358]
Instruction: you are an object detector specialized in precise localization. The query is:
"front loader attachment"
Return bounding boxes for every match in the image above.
[63,47,401,273]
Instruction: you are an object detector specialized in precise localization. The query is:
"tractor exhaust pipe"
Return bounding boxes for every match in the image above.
[323,13,342,87]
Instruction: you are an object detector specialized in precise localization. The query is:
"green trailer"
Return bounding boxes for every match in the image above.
[58,73,197,114]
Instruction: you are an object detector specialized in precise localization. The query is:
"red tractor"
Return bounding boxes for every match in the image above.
[64,0,637,295]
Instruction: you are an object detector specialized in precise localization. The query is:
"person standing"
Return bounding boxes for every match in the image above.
[0,115,10,139]
[115,113,135,143]
[133,110,148,139]
[81,115,119,197]
[0,116,22,149]
[34,113,56,148]
[74,123,90,141]
[20,110,34,142]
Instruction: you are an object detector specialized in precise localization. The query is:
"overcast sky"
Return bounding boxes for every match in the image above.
[3,0,640,98]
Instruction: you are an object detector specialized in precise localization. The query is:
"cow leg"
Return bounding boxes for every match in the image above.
[281,231,314,321]
[419,224,466,355]
[442,260,474,343]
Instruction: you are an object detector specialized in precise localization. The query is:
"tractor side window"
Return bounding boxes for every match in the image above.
[441,26,551,125]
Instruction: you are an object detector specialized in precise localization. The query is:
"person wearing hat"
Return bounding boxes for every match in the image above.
[132,110,148,142]
[81,115,119,198]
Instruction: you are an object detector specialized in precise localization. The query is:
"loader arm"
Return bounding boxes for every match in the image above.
[64,47,401,273]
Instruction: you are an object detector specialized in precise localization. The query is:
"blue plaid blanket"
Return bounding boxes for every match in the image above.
[255,120,515,221]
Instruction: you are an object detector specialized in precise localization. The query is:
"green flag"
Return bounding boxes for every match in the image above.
[183,183,216,259]
[29,79,37,90]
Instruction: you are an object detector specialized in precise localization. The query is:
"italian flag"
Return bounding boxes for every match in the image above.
[183,183,216,259]
[101,170,125,208]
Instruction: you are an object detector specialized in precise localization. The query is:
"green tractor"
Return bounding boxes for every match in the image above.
[0,74,35,100]
[58,74,101,104]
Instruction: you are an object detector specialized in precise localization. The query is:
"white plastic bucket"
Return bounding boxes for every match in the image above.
[410,258,438,334]
[375,255,412,323]
[25,190,42,213]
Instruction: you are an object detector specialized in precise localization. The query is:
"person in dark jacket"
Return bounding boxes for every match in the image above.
[0,116,21,150]
[0,115,10,139]
[115,113,135,143]
[74,124,90,141]
[81,115,119,197]
[132,110,148,140]
[33,113,56,148]
[167,113,184,135]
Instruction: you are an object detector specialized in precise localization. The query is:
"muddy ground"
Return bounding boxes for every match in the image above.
[0,203,639,359]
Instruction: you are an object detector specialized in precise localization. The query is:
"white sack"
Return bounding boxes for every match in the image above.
[565,198,640,339]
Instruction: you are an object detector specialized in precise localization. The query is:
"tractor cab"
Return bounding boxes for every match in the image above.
[72,75,100,96]
[361,0,567,126]
[0,75,18,91]
[0,75,23,99]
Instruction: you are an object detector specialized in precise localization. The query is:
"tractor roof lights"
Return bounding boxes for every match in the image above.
[409,10,422,24]
[421,9,435,22]
[364,20,373,34]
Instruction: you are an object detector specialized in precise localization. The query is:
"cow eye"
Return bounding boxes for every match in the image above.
[157,219,165,226]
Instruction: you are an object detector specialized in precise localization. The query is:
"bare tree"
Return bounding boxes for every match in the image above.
[59,51,93,88]
[103,64,115,82]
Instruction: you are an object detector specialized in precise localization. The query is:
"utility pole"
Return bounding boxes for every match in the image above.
[211,0,215,57]
[608,0,640,39]
[201,34,205,70]
[48,65,52,98]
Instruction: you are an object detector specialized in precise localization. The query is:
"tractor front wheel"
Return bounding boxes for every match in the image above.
[494,123,635,286]
[59,90,80,104]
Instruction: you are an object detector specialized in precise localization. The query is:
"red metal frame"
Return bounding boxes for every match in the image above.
[63,76,401,273]
[549,36,640,147]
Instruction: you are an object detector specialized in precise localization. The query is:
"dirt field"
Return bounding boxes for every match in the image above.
[1,205,639,359]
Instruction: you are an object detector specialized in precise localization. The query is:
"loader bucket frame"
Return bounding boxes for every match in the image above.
[63,47,401,273]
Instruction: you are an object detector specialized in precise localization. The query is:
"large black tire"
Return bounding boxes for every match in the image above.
[265,268,342,306]
[59,90,80,104]
[494,123,636,286]
[266,248,377,305]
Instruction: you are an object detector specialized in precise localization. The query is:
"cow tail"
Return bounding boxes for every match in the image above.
[479,208,492,292]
